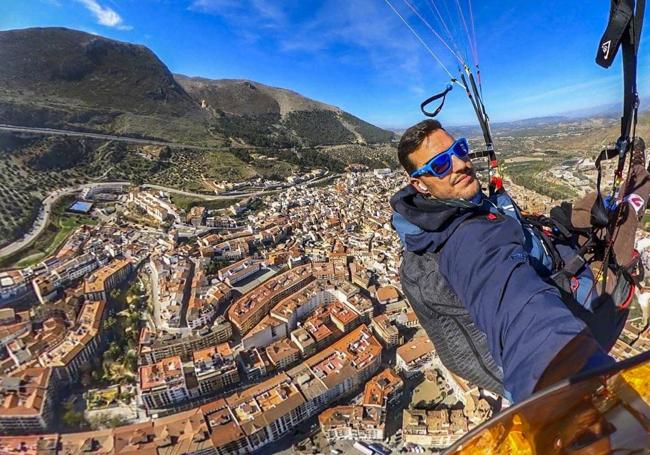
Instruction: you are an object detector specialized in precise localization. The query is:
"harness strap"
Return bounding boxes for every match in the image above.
[420,84,454,118]
[591,0,645,292]
[596,0,635,69]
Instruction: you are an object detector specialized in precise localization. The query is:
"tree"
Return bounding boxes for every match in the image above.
[62,400,87,429]
[123,351,138,373]
[103,342,122,363]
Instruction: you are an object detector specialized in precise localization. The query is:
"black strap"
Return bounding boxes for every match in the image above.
[596,0,635,68]
[595,0,645,159]
[593,0,645,293]
[420,84,454,118]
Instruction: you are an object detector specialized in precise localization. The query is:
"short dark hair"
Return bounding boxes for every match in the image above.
[397,119,445,174]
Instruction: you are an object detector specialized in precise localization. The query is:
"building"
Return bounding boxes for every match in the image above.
[221,324,382,452]
[0,308,16,325]
[238,348,271,382]
[319,368,403,442]
[32,253,100,304]
[139,356,189,412]
[371,314,401,348]
[0,434,58,454]
[38,300,107,384]
[311,261,349,280]
[402,408,469,448]
[290,327,317,357]
[56,408,216,454]
[193,343,240,397]
[139,318,233,365]
[0,325,382,454]
[375,285,400,305]
[129,189,180,223]
[188,206,207,227]
[84,258,133,301]
[227,264,314,334]
[0,368,54,434]
[187,270,232,331]
[202,399,250,455]
[265,338,301,370]
[218,258,262,286]
[396,336,435,376]
[329,300,361,333]
[0,271,30,302]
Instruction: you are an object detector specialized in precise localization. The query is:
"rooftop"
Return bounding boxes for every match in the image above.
[139,356,184,392]
[396,336,435,365]
[376,285,399,303]
[0,368,51,416]
[227,264,313,329]
[84,259,132,294]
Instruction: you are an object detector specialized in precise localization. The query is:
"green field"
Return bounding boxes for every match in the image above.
[0,196,97,269]
[503,159,578,201]
[169,194,243,212]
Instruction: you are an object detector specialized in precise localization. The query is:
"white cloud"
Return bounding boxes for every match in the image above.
[515,75,620,105]
[190,0,286,28]
[76,0,132,30]
[189,0,450,88]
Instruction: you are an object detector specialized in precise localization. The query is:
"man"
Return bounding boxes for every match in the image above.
[390,119,649,402]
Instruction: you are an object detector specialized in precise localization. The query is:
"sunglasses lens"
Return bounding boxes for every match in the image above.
[431,154,451,176]
[454,139,469,158]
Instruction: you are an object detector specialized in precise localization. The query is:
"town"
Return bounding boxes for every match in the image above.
[0,167,648,455]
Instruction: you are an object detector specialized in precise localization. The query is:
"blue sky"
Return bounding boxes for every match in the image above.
[2,0,650,128]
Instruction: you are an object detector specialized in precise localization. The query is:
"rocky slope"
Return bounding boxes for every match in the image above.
[0,27,395,147]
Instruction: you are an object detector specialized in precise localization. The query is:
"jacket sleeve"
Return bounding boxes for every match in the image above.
[437,214,609,402]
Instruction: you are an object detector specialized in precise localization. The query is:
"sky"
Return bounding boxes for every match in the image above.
[2,0,650,128]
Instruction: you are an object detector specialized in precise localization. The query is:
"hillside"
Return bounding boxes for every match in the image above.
[0,27,395,148]
[0,27,398,245]
[0,28,212,144]
[176,75,396,146]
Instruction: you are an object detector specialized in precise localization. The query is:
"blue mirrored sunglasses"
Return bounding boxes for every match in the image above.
[410,137,470,178]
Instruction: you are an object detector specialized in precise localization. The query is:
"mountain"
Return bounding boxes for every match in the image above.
[0,27,395,147]
[175,75,396,147]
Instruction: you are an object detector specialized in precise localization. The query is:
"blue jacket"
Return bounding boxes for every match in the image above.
[390,185,614,402]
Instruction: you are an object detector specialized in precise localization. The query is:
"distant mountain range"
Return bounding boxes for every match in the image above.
[390,100,650,138]
[0,27,395,148]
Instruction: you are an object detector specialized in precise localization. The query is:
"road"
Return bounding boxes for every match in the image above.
[142,173,337,201]
[141,184,254,200]
[0,124,212,150]
[0,164,339,261]
[0,182,129,258]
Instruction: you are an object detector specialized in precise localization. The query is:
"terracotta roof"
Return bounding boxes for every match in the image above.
[396,336,434,365]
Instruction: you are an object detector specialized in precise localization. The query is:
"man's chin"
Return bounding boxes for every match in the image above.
[456,178,480,199]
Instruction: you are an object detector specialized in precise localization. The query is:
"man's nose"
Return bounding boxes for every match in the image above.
[451,154,469,173]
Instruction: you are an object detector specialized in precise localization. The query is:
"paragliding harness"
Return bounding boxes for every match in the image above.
[417,0,645,309]
[562,0,646,307]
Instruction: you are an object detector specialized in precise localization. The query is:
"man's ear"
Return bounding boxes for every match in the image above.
[410,178,429,195]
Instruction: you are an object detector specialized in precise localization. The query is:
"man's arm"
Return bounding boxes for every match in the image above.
[438,214,612,402]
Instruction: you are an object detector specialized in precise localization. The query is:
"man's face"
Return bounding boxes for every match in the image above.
[409,129,480,200]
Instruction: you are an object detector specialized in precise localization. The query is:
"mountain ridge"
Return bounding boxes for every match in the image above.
[0,27,396,148]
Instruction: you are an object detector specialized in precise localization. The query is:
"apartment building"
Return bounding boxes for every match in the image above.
[83,258,133,301]
[227,264,315,334]
[371,314,401,348]
[139,356,189,413]
[319,368,403,442]
[402,408,469,448]
[264,338,301,370]
[38,300,107,384]
[0,368,54,434]
[138,317,233,365]
[193,343,240,397]
[396,336,435,377]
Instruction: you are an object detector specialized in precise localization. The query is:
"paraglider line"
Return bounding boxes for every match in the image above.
[384,0,466,86]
